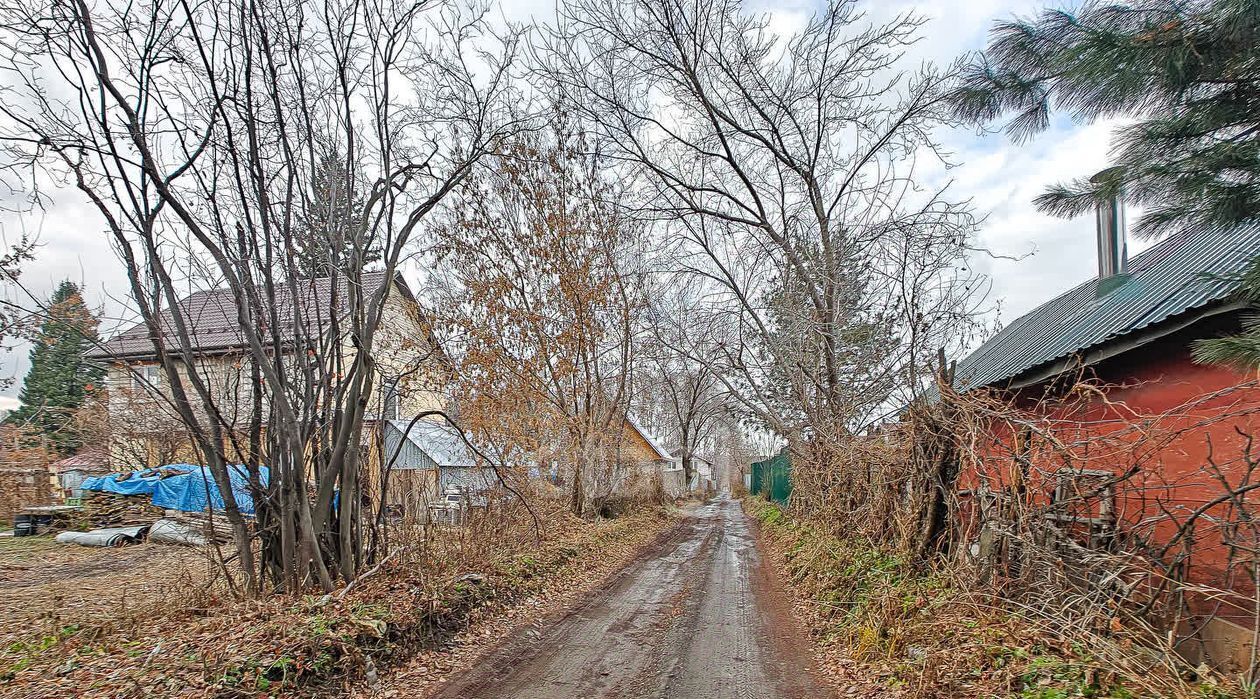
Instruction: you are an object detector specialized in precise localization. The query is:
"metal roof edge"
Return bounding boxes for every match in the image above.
[1003,299,1247,390]
[954,223,1260,391]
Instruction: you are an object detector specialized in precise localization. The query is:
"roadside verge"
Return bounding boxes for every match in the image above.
[746,498,1242,699]
[357,505,686,698]
[1,505,680,699]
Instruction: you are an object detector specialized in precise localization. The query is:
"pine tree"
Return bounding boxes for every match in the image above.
[760,242,897,427]
[950,0,1260,367]
[295,154,380,279]
[7,281,105,454]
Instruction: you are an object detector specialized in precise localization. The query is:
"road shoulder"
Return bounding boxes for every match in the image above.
[745,499,837,699]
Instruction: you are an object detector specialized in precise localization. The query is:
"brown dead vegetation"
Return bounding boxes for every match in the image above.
[0,539,207,651]
[773,370,1260,697]
[0,426,55,523]
[0,500,676,698]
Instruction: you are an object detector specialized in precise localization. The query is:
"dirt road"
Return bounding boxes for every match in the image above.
[429,497,828,699]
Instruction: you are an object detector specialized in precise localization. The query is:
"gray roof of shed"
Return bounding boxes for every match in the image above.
[955,224,1260,391]
[389,419,477,468]
[88,272,394,360]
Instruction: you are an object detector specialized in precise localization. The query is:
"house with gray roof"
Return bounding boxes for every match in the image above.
[381,419,492,509]
[954,221,1260,393]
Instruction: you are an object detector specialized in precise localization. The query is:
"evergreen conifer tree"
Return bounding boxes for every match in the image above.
[296,154,379,278]
[7,281,104,454]
[950,0,1260,366]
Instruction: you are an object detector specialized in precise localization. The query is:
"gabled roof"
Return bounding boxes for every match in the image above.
[88,272,398,361]
[49,449,109,474]
[626,415,672,461]
[388,419,476,468]
[955,223,1260,391]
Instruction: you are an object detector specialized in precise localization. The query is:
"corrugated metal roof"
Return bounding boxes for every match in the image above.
[88,272,392,360]
[955,224,1260,391]
[388,419,476,468]
[382,422,438,470]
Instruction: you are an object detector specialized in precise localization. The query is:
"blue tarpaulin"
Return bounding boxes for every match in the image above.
[79,465,198,497]
[152,466,268,516]
[82,465,268,516]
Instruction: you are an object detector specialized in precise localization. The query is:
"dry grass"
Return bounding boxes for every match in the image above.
[0,536,212,663]
[0,502,676,698]
[778,375,1260,693]
[749,499,1248,699]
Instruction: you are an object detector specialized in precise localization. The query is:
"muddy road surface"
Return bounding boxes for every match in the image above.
[429,497,828,699]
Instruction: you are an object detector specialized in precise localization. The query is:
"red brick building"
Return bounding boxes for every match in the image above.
[952,203,1260,670]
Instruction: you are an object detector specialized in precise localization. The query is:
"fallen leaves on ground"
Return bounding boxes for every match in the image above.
[0,503,678,699]
[746,499,1246,699]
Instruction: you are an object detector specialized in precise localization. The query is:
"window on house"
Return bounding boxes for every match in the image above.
[382,378,399,420]
[133,364,162,391]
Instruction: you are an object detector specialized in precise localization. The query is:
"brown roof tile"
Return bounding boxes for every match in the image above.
[88,272,393,360]
[49,449,109,473]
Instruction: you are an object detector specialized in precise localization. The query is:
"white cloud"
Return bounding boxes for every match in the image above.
[946,117,1144,326]
[869,0,1047,64]
[0,187,131,395]
[850,0,1141,329]
[744,0,813,38]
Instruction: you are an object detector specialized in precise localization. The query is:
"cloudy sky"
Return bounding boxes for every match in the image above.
[0,0,1122,407]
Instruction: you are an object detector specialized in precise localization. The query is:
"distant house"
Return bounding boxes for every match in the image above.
[951,191,1260,672]
[661,440,720,494]
[85,271,448,469]
[621,415,673,467]
[688,455,716,493]
[615,416,680,495]
[377,413,675,517]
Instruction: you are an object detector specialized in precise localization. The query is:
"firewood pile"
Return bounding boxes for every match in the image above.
[74,491,166,529]
[160,511,233,544]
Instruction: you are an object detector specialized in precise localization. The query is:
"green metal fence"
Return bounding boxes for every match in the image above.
[750,449,791,505]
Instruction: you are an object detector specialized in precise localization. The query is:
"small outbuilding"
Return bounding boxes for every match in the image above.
[381,419,493,518]
[48,449,110,500]
[950,192,1260,672]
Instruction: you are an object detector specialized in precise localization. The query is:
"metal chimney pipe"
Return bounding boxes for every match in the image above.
[1091,168,1127,280]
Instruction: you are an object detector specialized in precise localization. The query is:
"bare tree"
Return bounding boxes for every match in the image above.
[541,0,987,445]
[643,278,730,488]
[0,0,523,594]
[0,237,37,388]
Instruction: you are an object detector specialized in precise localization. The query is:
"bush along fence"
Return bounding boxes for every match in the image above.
[768,369,1260,695]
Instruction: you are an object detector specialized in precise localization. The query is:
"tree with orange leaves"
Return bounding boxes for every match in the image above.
[430,119,645,516]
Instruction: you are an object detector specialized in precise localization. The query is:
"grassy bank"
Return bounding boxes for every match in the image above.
[748,499,1242,699]
[1,505,677,698]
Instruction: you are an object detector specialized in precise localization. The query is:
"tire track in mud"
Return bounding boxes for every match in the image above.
[426,497,829,699]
